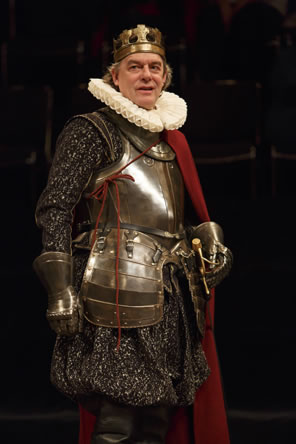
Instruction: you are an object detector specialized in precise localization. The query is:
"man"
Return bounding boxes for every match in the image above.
[33,24,232,444]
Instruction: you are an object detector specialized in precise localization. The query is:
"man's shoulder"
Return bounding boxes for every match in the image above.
[66,107,119,138]
[67,107,110,128]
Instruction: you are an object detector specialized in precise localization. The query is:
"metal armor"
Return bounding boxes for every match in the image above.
[73,112,205,330]
[190,221,233,290]
[33,251,83,335]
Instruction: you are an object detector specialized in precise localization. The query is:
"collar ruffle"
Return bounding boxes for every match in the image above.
[88,78,187,133]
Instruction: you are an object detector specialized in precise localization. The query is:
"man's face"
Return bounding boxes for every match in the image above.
[111,53,167,110]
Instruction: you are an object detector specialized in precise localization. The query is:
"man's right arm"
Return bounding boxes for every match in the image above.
[34,117,108,335]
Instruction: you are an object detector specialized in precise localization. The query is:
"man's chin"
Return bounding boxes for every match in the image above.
[135,99,156,110]
[133,90,158,110]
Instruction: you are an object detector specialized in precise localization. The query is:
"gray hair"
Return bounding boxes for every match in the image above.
[102,59,173,91]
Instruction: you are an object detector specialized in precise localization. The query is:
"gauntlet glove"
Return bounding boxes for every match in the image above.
[190,221,233,289]
[33,252,83,335]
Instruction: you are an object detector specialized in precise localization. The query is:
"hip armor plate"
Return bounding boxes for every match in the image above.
[80,228,206,330]
[82,229,175,327]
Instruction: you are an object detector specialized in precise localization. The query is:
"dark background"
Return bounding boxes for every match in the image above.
[1,1,296,443]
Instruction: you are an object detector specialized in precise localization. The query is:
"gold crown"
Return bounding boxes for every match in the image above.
[113,24,165,63]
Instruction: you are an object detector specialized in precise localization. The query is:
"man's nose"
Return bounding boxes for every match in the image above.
[141,65,152,80]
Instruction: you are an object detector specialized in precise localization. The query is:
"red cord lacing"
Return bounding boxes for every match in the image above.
[88,137,162,351]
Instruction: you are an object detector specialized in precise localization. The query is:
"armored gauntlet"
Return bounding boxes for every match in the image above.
[33,252,83,335]
[190,221,233,289]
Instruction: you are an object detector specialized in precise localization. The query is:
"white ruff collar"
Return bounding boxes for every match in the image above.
[88,78,187,133]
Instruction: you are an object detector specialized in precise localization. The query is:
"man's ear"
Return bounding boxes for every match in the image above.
[111,69,119,86]
[162,71,167,89]
[162,70,168,89]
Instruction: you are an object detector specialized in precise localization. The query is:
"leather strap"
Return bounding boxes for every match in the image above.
[76,221,185,240]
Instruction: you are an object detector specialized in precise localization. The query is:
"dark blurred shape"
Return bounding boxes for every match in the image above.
[1,37,87,88]
[183,79,262,199]
[263,43,296,196]
[0,84,53,205]
[194,1,229,81]
[68,83,103,118]
[227,0,288,82]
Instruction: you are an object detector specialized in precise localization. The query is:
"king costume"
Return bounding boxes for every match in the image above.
[34,24,232,444]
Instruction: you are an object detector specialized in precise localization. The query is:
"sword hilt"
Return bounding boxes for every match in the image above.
[192,238,210,295]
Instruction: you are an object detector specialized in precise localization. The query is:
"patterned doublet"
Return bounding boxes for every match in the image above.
[35,110,210,407]
[36,113,123,253]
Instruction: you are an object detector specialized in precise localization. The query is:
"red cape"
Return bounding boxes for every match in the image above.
[78,129,230,444]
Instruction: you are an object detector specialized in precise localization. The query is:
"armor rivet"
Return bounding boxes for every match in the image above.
[144,157,154,166]
[122,312,126,315]
[157,279,161,283]
[139,321,142,324]
[156,267,160,271]
[124,322,127,325]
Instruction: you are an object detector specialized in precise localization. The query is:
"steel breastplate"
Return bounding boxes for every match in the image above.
[78,126,185,237]
[76,112,208,333]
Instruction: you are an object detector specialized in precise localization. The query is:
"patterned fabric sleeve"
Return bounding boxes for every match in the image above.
[35,115,121,253]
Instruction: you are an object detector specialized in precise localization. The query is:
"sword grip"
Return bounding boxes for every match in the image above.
[192,238,210,295]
